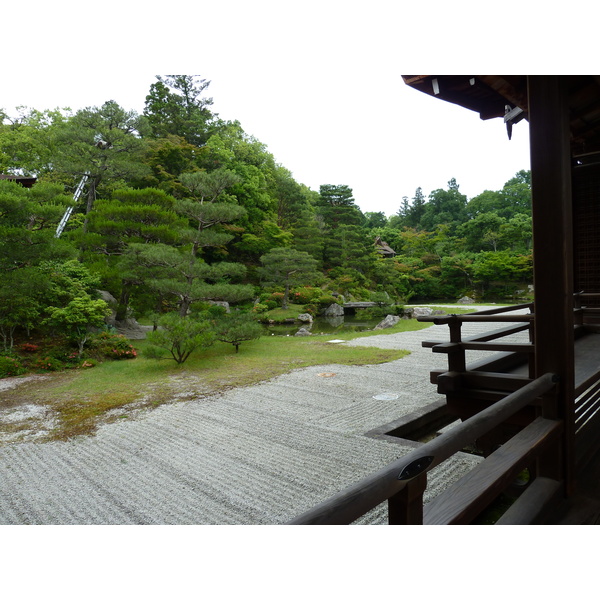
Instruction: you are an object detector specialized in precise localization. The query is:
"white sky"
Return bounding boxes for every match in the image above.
[5,2,595,219]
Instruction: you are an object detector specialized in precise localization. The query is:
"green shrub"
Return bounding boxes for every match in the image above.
[291,286,323,304]
[31,355,66,372]
[47,347,84,367]
[391,304,406,316]
[18,343,40,353]
[252,303,269,314]
[88,331,137,360]
[267,292,285,306]
[302,304,317,316]
[0,355,27,378]
[316,294,341,309]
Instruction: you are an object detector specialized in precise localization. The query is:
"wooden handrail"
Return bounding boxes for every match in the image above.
[422,323,530,348]
[465,302,533,315]
[288,373,558,525]
[418,303,533,325]
[432,341,534,354]
[423,314,533,324]
[423,416,563,524]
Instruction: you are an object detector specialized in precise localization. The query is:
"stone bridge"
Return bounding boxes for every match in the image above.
[342,302,377,314]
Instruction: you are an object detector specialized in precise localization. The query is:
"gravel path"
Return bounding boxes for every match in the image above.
[0,307,527,524]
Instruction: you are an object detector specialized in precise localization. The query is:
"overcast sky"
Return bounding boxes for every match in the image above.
[6,2,592,219]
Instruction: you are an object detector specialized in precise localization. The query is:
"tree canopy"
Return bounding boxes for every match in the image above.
[0,73,535,361]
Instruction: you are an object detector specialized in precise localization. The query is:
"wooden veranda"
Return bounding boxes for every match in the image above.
[289,75,600,525]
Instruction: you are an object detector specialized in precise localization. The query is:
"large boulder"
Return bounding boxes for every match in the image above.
[208,300,230,313]
[458,296,475,304]
[412,306,433,317]
[97,290,118,326]
[323,303,345,317]
[114,318,152,340]
[374,314,400,330]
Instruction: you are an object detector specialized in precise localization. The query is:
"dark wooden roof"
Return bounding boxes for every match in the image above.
[402,75,600,156]
[0,174,37,188]
[374,236,396,256]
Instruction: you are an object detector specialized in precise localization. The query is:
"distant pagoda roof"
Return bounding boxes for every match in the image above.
[0,174,37,188]
[374,236,396,257]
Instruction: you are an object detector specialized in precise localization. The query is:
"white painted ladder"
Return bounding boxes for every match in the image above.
[55,173,90,237]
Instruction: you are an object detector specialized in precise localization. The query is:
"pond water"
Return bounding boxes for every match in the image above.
[263,314,384,336]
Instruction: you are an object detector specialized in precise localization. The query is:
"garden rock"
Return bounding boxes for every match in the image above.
[374,314,400,330]
[297,313,313,323]
[412,307,433,317]
[323,303,345,317]
[114,318,152,340]
[97,290,118,326]
[458,296,475,304]
[209,301,230,313]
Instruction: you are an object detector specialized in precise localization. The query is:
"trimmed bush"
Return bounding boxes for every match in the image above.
[18,343,40,353]
[31,356,66,372]
[315,295,342,309]
[291,286,323,304]
[267,292,285,306]
[0,355,27,378]
[88,331,137,360]
[252,303,269,314]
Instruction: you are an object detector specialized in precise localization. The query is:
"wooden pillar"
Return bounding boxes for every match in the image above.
[528,76,575,493]
[387,474,427,524]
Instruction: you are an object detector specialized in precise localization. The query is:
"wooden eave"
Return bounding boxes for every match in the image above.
[0,174,37,188]
[402,75,600,156]
[401,75,528,121]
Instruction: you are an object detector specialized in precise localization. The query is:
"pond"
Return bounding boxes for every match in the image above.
[262,314,384,336]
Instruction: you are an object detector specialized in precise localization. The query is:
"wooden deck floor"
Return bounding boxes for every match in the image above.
[546,446,600,524]
[508,330,600,390]
[538,332,600,524]
[472,331,600,524]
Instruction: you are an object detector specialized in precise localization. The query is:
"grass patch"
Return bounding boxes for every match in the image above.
[0,303,505,444]
[7,328,414,442]
[1,305,485,443]
[261,303,307,322]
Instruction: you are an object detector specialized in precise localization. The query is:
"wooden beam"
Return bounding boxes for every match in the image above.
[423,417,563,524]
[528,75,576,493]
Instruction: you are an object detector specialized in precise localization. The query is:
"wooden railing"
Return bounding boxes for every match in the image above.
[288,373,560,525]
[289,299,600,524]
[419,302,535,383]
[573,292,600,329]
[420,297,600,467]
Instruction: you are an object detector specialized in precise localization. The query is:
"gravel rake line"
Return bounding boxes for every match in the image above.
[0,443,142,525]
[61,433,254,525]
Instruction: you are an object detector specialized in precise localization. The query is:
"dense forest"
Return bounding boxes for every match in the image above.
[0,75,532,369]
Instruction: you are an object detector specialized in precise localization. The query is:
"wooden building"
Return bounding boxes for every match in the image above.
[290,76,600,525]
[0,174,37,188]
[374,236,396,258]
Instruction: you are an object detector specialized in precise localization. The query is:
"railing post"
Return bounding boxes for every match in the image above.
[387,473,427,524]
[447,317,466,373]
